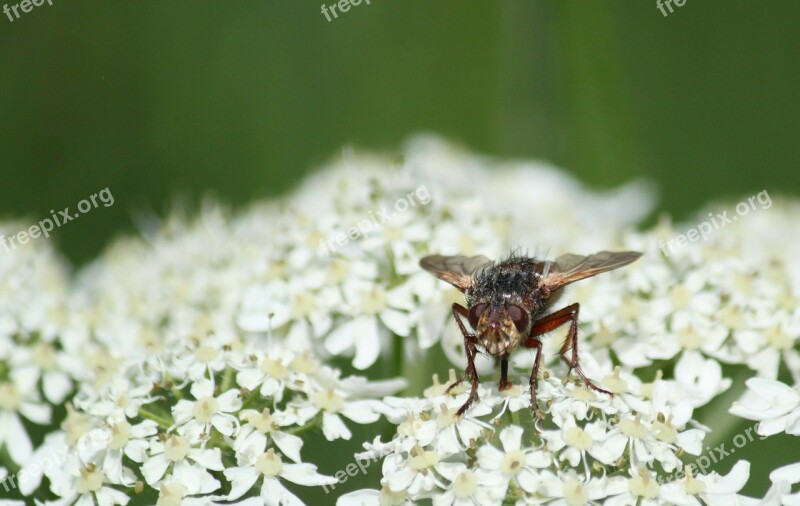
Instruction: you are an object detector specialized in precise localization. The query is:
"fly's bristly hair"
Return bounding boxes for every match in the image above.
[466,253,548,316]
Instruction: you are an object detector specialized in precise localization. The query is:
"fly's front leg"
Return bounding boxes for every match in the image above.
[446,303,480,415]
[520,337,543,414]
[498,357,512,391]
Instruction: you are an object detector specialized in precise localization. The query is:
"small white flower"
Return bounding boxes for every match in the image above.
[175,341,230,381]
[382,445,447,496]
[535,471,614,505]
[82,377,154,419]
[235,349,296,402]
[236,408,304,463]
[172,378,242,438]
[302,387,383,441]
[660,461,751,506]
[0,369,51,464]
[543,418,626,468]
[325,279,414,370]
[604,468,665,506]
[477,425,550,494]
[730,377,800,436]
[759,461,800,505]
[94,413,158,485]
[237,277,336,353]
[141,434,223,493]
[672,351,732,409]
[428,401,492,455]
[10,341,73,405]
[48,461,130,506]
[432,462,505,506]
[225,438,335,505]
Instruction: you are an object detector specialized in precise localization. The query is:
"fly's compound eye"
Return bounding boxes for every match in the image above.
[507,305,529,333]
[467,303,488,329]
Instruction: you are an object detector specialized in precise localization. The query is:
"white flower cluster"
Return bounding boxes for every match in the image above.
[1,136,798,504]
[0,224,73,469]
[570,218,800,383]
[338,366,755,505]
[70,136,655,374]
[21,339,404,505]
[0,137,654,504]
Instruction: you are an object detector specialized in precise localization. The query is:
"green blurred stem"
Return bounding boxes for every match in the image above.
[138,406,173,429]
[220,367,235,392]
[0,445,19,474]
[162,373,184,400]
[240,391,261,411]
[287,421,319,436]
[392,333,406,390]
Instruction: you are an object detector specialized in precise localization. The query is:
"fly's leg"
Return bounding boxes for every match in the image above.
[446,303,481,415]
[529,303,612,396]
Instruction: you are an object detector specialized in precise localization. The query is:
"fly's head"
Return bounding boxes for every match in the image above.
[466,299,530,356]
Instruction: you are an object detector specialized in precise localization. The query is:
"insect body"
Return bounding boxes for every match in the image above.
[420,250,642,416]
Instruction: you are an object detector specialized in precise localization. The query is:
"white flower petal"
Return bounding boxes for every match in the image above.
[2,413,32,463]
[281,463,337,486]
[273,431,304,463]
[19,402,51,425]
[217,389,243,412]
[190,378,215,400]
[43,371,73,404]
[141,454,171,485]
[189,447,225,471]
[322,412,352,441]
[499,425,523,452]
[336,489,380,506]
[224,466,261,501]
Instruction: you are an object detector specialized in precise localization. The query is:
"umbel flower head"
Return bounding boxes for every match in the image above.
[339,368,755,505]
[0,136,798,504]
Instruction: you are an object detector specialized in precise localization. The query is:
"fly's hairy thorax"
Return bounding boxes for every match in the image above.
[467,257,543,310]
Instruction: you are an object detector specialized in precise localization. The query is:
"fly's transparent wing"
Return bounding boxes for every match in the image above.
[419,254,494,291]
[541,250,641,291]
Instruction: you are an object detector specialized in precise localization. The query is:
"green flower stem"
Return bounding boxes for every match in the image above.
[220,366,235,392]
[138,405,174,429]
[240,391,261,411]
[287,417,320,436]
[162,373,184,400]
[0,445,19,474]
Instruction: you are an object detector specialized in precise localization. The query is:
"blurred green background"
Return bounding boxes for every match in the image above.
[2,0,799,499]
[2,1,798,265]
